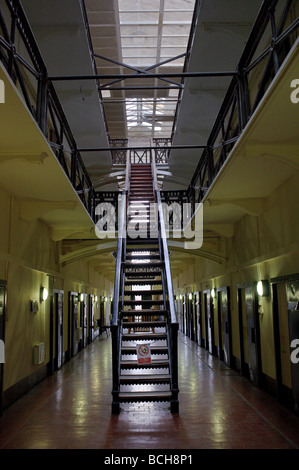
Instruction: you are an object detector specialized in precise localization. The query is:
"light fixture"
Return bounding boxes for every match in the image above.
[80,293,84,302]
[211,288,216,299]
[105,296,108,302]
[189,293,193,300]
[40,287,48,302]
[179,295,183,300]
[256,280,270,297]
[95,296,98,302]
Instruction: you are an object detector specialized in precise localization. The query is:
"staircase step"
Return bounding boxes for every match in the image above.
[121,346,168,355]
[124,262,163,269]
[126,248,159,253]
[125,279,162,286]
[121,309,167,316]
[126,254,160,260]
[124,289,163,295]
[120,374,170,385]
[120,359,169,370]
[123,300,164,307]
[123,320,166,328]
[122,332,167,341]
[118,391,172,403]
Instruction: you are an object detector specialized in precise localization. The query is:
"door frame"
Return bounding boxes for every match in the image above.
[272,273,299,412]
[0,281,7,417]
[203,289,216,355]
[217,286,233,367]
[68,292,79,358]
[88,294,94,344]
[54,290,64,371]
[237,285,249,378]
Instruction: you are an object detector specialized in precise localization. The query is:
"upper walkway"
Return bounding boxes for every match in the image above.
[0,331,299,450]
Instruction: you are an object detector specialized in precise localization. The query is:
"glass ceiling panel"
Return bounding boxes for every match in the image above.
[119,12,160,23]
[119,0,161,10]
[116,0,196,147]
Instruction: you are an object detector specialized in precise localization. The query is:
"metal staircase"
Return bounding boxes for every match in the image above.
[111,156,179,414]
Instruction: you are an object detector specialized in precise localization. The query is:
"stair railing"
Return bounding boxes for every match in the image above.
[151,153,179,413]
[111,153,130,414]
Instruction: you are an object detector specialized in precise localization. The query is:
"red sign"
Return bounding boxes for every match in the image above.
[137,343,151,364]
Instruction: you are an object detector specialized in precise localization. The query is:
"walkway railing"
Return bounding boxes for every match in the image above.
[186,0,299,213]
[0,0,96,220]
[111,156,130,414]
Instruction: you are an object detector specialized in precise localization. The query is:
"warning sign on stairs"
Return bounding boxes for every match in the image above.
[136,343,151,364]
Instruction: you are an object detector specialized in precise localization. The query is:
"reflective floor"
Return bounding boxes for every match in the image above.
[1,332,299,449]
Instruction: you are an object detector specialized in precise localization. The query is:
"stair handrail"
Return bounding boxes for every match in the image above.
[111,152,130,413]
[151,154,178,325]
[151,152,179,413]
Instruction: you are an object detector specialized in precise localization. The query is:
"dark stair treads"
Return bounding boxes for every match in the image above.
[121,346,168,355]
[120,374,170,385]
[123,320,166,328]
[124,279,162,286]
[123,300,164,307]
[120,359,169,370]
[122,332,167,341]
[126,239,158,244]
[118,391,172,403]
[126,254,160,260]
[121,309,167,316]
[123,289,163,295]
[124,262,163,269]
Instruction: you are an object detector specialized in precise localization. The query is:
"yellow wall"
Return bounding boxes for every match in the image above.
[0,186,113,392]
[173,172,299,381]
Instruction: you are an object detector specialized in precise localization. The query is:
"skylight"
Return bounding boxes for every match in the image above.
[117,0,196,146]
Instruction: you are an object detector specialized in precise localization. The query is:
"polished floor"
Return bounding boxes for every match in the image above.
[1,332,299,449]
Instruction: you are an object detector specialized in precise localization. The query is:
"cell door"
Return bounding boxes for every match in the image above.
[54,291,64,370]
[89,295,95,344]
[204,291,215,354]
[286,280,299,415]
[0,283,6,416]
[245,285,262,387]
[220,288,233,367]
[79,295,87,350]
[195,292,204,347]
[69,292,79,357]
[272,282,292,405]
[238,288,249,378]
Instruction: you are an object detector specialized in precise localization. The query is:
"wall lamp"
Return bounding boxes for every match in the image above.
[189,293,193,300]
[256,280,270,297]
[211,288,216,299]
[95,296,98,302]
[80,293,84,302]
[40,287,48,302]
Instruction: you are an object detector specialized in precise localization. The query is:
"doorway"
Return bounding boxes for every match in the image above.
[0,282,6,416]
[217,287,233,367]
[68,292,79,358]
[237,284,262,386]
[204,290,216,355]
[49,290,64,374]
[88,294,95,344]
[238,287,249,378]
[272,276,299,414]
